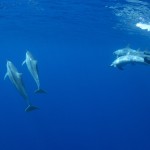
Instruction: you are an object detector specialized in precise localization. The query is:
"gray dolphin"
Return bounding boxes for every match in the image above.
[114,46,150,58]
[110,54,149,70]
[113,46,137,57]
[113,46,145,57]
[22,51,45,93]
[4,60,38,112]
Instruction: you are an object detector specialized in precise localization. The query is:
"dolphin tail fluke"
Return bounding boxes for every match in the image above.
[25,105,39,112]
[35,88,46,94]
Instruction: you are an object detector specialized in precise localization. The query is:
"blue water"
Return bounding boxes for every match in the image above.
[1,0,150,149]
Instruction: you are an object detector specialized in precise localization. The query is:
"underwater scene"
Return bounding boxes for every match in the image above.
[0,0,150,150]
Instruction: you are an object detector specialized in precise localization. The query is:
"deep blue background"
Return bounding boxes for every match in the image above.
[0,0,150,150]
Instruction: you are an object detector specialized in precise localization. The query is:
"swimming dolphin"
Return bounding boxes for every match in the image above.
[22,51,45,93]
[114,47,150,58]
[110,54,149,70]
[113,47,141,57]
[4,60,38,112]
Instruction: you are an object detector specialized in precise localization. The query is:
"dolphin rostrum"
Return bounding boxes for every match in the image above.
[22,51,45,93]
[4,60,38,112]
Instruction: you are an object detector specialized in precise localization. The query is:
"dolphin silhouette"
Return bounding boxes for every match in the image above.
[4,60,38,112]
[22,51,46,93]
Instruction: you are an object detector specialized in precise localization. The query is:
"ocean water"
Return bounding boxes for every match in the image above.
[1,0,150,150]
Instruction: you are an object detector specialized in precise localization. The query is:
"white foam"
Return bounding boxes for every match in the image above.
[136,22,150,31]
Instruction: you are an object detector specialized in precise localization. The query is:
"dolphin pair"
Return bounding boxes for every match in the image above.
[4,61,38,112]
[4,51,45,112]
[111,46,150,70]
[22,51,45,93]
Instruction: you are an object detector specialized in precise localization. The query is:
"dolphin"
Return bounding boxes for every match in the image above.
[113,47,141,57]
[4,60,38,112]
[110,54,149,70]
[114,47,150,58]
[22,51,45,93]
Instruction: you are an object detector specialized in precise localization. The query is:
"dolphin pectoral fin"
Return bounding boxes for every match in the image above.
[4,72,8,80]
[110,63,113,67]
[35,88,46,94]
[22,60,26,66]
[25,105,39,112]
